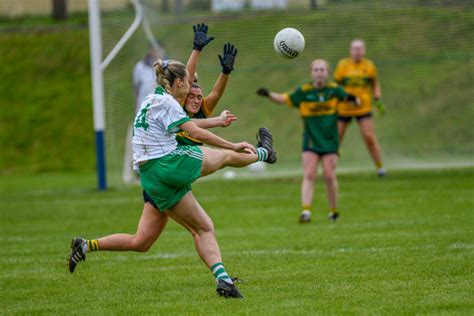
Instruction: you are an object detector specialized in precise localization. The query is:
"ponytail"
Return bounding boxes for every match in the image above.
[154,59,187,94]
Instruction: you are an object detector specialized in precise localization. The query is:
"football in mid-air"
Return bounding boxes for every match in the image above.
[273,28,305,59]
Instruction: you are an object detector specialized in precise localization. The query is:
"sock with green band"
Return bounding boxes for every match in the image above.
[257,147,268,161]
[83,239,100,254]
[211,262,233,284]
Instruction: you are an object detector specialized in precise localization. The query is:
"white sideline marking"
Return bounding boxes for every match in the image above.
[112,244,438,263]
[448,242,474,250]
[0,243,467,266]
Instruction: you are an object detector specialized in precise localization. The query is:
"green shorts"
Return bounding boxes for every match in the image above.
[139,145,203,211]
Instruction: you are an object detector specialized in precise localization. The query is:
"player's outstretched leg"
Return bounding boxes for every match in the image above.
[67,202,169,273]
[200,127,277,177]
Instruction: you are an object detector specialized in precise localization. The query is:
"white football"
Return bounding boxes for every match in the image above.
[247,161,267,173]
[223,170,237,180]
[273,28,305,59]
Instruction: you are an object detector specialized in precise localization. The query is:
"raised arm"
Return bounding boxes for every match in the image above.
[180,120,255,153]
[204,43,238,113]
[186,50,201,85]
[186,23,215,85]
[256,88,287,104]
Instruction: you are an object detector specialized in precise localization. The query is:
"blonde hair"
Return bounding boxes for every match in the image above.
[351,39,365,48]
[311,59,330,71]
[154,59,187,94]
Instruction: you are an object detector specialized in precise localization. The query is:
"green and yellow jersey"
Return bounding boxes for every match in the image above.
[176,98,213,146]
[284,81,347,154]
[334,58,377,117]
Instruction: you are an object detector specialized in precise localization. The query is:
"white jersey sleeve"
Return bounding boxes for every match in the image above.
[159,98,191,133]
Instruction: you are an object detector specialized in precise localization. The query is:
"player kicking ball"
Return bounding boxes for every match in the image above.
[257,59,359,223]
[68,59,277,299]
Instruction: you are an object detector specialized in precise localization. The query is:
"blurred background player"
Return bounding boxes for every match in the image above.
[123,47,161,184]
[257,60,359,223]
[334,39,386,176]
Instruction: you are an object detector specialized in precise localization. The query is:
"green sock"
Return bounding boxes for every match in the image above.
[211,262,233,284]
[257,148,268,161]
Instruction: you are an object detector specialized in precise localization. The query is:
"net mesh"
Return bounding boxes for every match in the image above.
[99,0,474,184]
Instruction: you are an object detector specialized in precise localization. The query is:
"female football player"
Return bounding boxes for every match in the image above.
[178,41,238,145]
[257,59,359,223]
[68,59,277,299]
[334,40,386,176]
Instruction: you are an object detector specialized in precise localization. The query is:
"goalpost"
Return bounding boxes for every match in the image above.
[88,0,151,190]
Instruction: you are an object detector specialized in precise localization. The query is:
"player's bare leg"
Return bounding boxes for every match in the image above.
[97,203,169,251]
[68,202,169,273]
[199,127,276,177]
[338,120,350,145]
[300,152,319,223]
[322,154,339,221]
[167,211,202,262]
[358,117,385,176]
[168,191,243,298]
[199,147,258,177]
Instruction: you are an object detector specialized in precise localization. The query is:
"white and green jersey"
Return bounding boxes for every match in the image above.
[132,86,191,170]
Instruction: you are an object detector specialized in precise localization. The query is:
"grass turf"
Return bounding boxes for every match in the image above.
[1,168,473,314]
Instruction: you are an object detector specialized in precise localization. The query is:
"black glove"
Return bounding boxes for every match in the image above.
[257,88,270,97]
[193,23,215,51]
[219,43,238,75]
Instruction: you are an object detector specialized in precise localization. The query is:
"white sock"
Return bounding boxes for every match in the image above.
[81,242,88,254]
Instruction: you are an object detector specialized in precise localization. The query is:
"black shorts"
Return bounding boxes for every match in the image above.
[338,112,372,123]
[143,190,158,209]
[303,149,338,157]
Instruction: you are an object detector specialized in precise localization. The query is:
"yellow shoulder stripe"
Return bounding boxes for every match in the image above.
[201,98,213,117]
[301,83,313,92]
[283,93,294,108]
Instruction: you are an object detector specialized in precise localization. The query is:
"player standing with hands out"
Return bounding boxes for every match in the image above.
[334,40,386,176]
[257,59,359,223]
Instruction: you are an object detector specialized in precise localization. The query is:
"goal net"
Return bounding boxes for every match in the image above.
[97,0,473,185]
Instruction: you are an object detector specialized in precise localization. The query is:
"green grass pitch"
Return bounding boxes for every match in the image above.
[1,168,473,314]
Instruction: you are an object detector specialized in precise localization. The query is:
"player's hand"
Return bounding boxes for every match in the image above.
[374,99,386,115]
[219,110,237,127]
[233,142,256,154]
[193,23,215,51]
[355,97,362,107]
[256,88,270,97]
[346,94,361,107]
[219,43,238,74]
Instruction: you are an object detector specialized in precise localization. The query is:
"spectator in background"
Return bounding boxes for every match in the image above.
[123,47,161,184]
